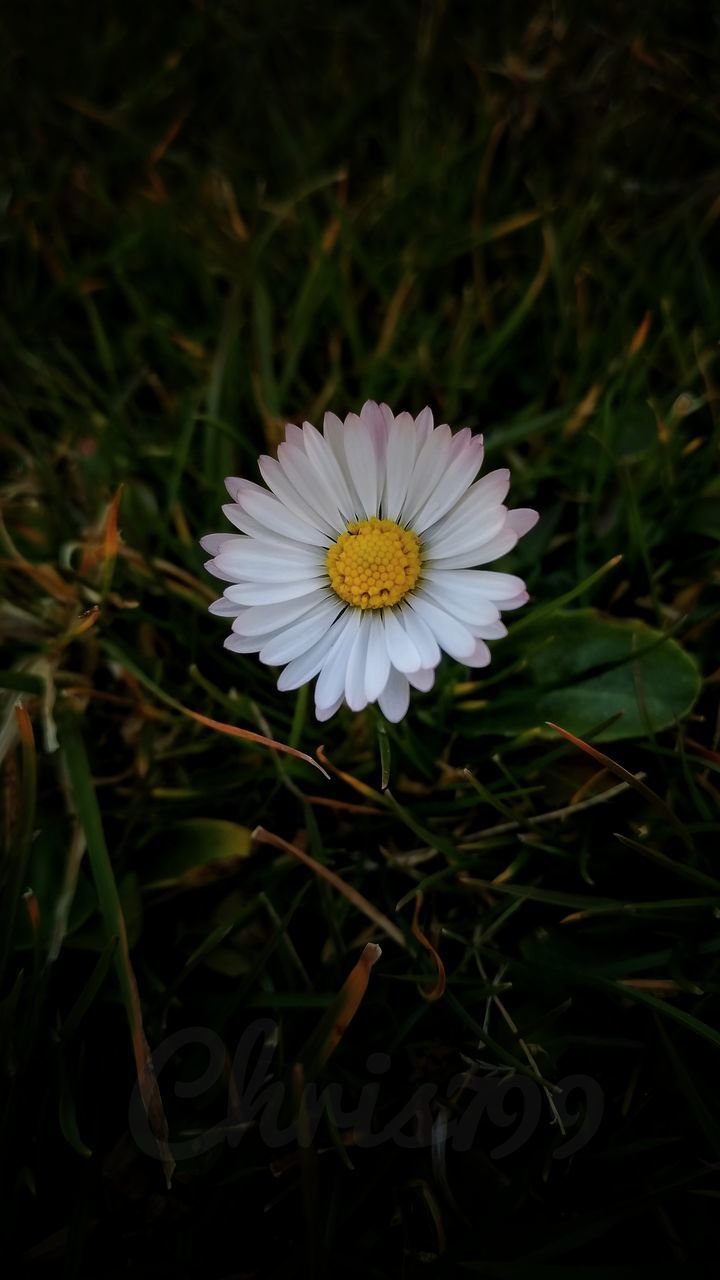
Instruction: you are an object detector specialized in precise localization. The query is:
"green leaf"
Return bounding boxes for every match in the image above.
[463,609,701,741]
[141,819,253,889]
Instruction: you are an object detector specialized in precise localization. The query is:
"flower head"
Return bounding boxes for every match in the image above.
[202,402,538,722]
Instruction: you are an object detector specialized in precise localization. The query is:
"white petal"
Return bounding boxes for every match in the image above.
[377,667,410,722]
[419,580,501,627]
[208,595,244,617]
[222,503,310,549]
[413,407,434,457]
[259,598,344,665]
[466,639,492,667]
[302,421,356,522]
[379,403,395,434]
[322,411,361,507]
[278,442,346,533]
[316,695,344,722]
[205,558,243,583]
[277,609,354,691]
[343,414,379,518]
[474,619,508,639]
[258,454,338,538]
[402,424,453,523]
[423,477,509,549]
[383,411,416,521]
[365,611,391,703]
[224,476,268,502]
[225,578,328,605]
[383,607,422,674]
[360,400,389,455]
[407,666,435,692]
[239,489,331,547]
[499,591,529,611]
[399,602,441,668]
[314,609,363,710]
[434,527,519,569]
[214,542,324,582]
[424,509,508,567]
[344,612,372,711]
[406,595,477,661]
[224,630,276,653]
[505,508,539,537]
[200,532,234,555]
[428,569,526,601]
[423,469,510,543]
[411,431,485,532]
[284,423,303,447]
[232,589,331,636]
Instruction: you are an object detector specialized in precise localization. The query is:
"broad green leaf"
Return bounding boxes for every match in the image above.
[460,609,701,741]
[141,819,253,889]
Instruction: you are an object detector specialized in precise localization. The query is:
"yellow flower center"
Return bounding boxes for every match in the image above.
[326,517,421,610]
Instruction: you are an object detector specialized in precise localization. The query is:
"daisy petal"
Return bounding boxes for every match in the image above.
[258,454,338,537]
[314,609,363,711]
[344,612,372,711]
[278,441,346,533]
[224,476,268,502]
[343,413,379,518]
[214,542,324,582]
[411,431,485,532]
[208,595,245,617]
[496,591,529,611]
[474,619,508,639]
[225,578,328,605]
[383,607,422,674]
[232,588,331,636]
[238,488,331,547]
[224,630,276,653]
[260,599,344,666]
[406,594,477,661]
[407,666,435,692]
[383,411,416,521]
[419,581,500,628]
[402,424,453,523]
[413,407,434,457]
[365,611,392,703]
[205,557,244,583]
[466,639,491,667]
[505,508,539,537]
[316,695,345,722]
[222,503,310,548]
[302,421,356,522]
[200,532,233,555]
[428,569,526,601]
[360,400,390,454]
[322,411,360,505]
[377,667,410,722]
[428,526,518,571]
[399,602,441,669]
[277,609,354,691]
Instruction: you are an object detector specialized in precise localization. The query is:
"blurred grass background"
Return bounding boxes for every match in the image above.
[2,1,720,1275]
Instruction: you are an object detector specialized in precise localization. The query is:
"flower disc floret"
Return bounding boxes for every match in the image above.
[326,517,421,610]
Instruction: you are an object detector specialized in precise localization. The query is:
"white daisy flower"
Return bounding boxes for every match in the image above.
[202,402,538,723]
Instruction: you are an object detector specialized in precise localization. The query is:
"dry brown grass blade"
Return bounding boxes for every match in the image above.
[545,721,693,851]
[299,943,383,1071]
[411,894,446,1002]
[302,793,385,816]
[253,826,406,949]
[186,708,330,778]
[315,745,382,799]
